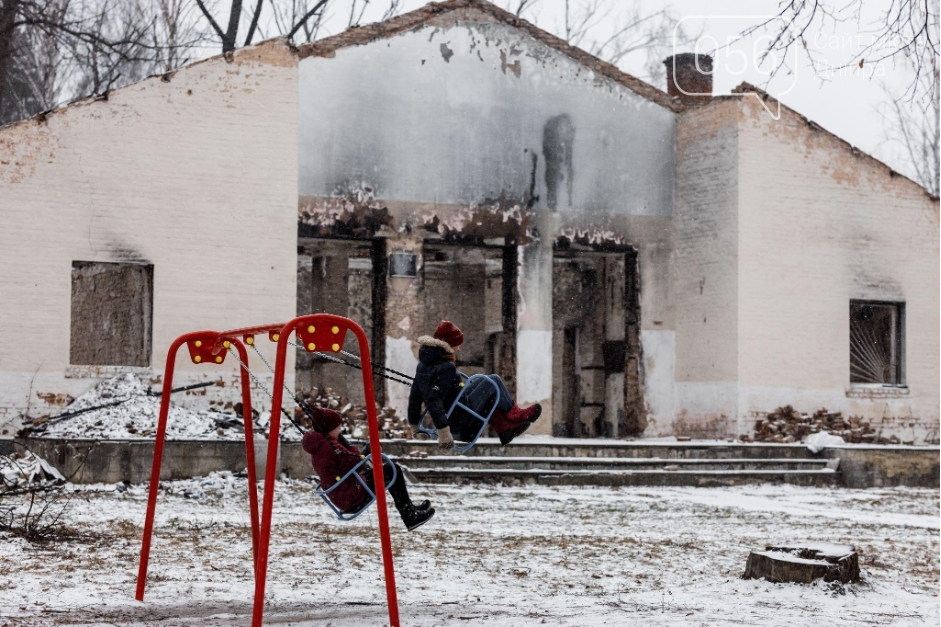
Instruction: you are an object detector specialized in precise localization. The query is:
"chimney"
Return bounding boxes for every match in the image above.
[663,53,713,106]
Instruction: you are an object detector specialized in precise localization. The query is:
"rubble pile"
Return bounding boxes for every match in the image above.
[24,375,408,442]
[744,405,900,445]
[0,449,66,493]
[294,386,411,440]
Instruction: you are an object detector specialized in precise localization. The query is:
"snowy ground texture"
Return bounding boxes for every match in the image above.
[0,478,937,626]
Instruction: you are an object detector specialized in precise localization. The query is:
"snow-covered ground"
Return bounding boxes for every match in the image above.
[0,478,937,626]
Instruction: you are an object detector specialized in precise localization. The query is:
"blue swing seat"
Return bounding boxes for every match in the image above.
[313,453,397,521]
[417,373,501,452]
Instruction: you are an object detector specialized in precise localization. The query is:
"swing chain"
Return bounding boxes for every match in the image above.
[338,349,415,383]
[284,340,413,387]
[228,346,307,436]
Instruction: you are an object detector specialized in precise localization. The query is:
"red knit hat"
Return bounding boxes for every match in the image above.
[309,406,343,433]
[434,320,464,348]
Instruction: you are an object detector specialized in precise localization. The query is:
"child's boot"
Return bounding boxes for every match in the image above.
[399,502,436,531]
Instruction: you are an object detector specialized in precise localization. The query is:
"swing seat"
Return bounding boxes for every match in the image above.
[417,373,501,452]
[313,453,397,521]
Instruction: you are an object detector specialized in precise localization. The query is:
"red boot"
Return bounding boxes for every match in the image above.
[504,403,542,424]
[495,403,542,446]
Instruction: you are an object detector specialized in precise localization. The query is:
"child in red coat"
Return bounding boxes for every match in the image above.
[302,406,435,531]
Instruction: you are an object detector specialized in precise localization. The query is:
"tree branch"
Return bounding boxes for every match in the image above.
[287,0,329,40]
[193,0,226,42]
[243,0,264,46]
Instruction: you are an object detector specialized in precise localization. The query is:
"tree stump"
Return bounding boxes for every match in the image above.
[743,543,860,584]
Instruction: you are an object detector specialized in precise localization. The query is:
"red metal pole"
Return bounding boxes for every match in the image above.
[249,315,400,627]
[351,321,401,627]
[233,339,261,568]
[135,334,187,601]
[251,323,290,627]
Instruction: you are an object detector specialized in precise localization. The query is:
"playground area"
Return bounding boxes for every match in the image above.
[0,477,937,626]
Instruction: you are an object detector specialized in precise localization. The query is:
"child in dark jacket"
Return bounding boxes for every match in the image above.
[407,320,542,451]
[301,406,435,531]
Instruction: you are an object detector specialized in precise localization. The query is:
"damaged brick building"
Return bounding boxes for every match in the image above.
[1,0,938,443]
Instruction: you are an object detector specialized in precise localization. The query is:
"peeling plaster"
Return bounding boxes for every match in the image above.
[557,227,627,248]
[298,193,395,238]
[420,200,534,243]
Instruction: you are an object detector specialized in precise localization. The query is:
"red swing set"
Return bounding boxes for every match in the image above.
[135,314,401,627]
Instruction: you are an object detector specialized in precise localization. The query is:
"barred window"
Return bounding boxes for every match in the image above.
[850,301,904,386]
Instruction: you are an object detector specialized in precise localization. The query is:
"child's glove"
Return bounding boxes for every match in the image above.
[437,426,454,452]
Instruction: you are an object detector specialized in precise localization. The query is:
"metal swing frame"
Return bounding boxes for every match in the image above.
[417,372,502,452]
[135,314,400,627]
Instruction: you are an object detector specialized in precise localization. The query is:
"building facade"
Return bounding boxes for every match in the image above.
[1,0,937,443]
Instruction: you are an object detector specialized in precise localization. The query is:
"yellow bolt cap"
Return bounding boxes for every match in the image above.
[332,343,340,352]
[335,476,341,481]
[215,356,222,363]
[194,356,202,363]
[246,337,254,345]
[272,334,279,341]
[223,340,230,348]
[332,326,339,334]
[308,343,315,351]
[308,325,315,333]
[195,340,202,347]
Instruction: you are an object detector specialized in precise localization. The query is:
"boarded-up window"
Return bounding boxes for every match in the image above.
[70,261,153,367]
[850,301,904,385]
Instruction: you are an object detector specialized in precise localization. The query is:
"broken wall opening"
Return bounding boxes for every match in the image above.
[552,247,642,438]
[422,242,514,390]
[297,238,385,403]
[70,261,153,367]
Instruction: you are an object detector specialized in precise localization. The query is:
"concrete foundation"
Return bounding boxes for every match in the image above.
[13,437,937,489]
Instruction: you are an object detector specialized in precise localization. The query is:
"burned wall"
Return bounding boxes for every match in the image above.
[295,8,678,435]
[297,11,675,217]
[297,239,376,402]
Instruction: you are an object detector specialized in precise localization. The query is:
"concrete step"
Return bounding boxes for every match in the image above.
[408,467,842,487]
[392,455,835,472]
[394,453,841,486]
[364,438,824,460]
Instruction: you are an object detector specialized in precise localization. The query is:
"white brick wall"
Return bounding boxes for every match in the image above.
[668,99,741,437]
[0,41,299,432]
[737,98,939,443]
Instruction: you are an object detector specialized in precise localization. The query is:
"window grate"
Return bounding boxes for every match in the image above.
[850,301,904,386]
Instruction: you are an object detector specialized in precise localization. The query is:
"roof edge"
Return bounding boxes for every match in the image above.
[296,0,682,113]
[0,38,295,135]
[725,82,939,202]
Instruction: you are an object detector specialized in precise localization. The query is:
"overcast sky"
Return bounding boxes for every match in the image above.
[251,0,935,184]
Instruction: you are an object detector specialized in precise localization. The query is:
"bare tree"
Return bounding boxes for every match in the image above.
[505,0,699,86]
[65,0,154,96]
[265,0,329,44]
[0,0,194,125]
[743,0,940,102]
[879,54,940,195]
[0,2,63,124]
[153,0,205,72]
[194,0,328,52]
